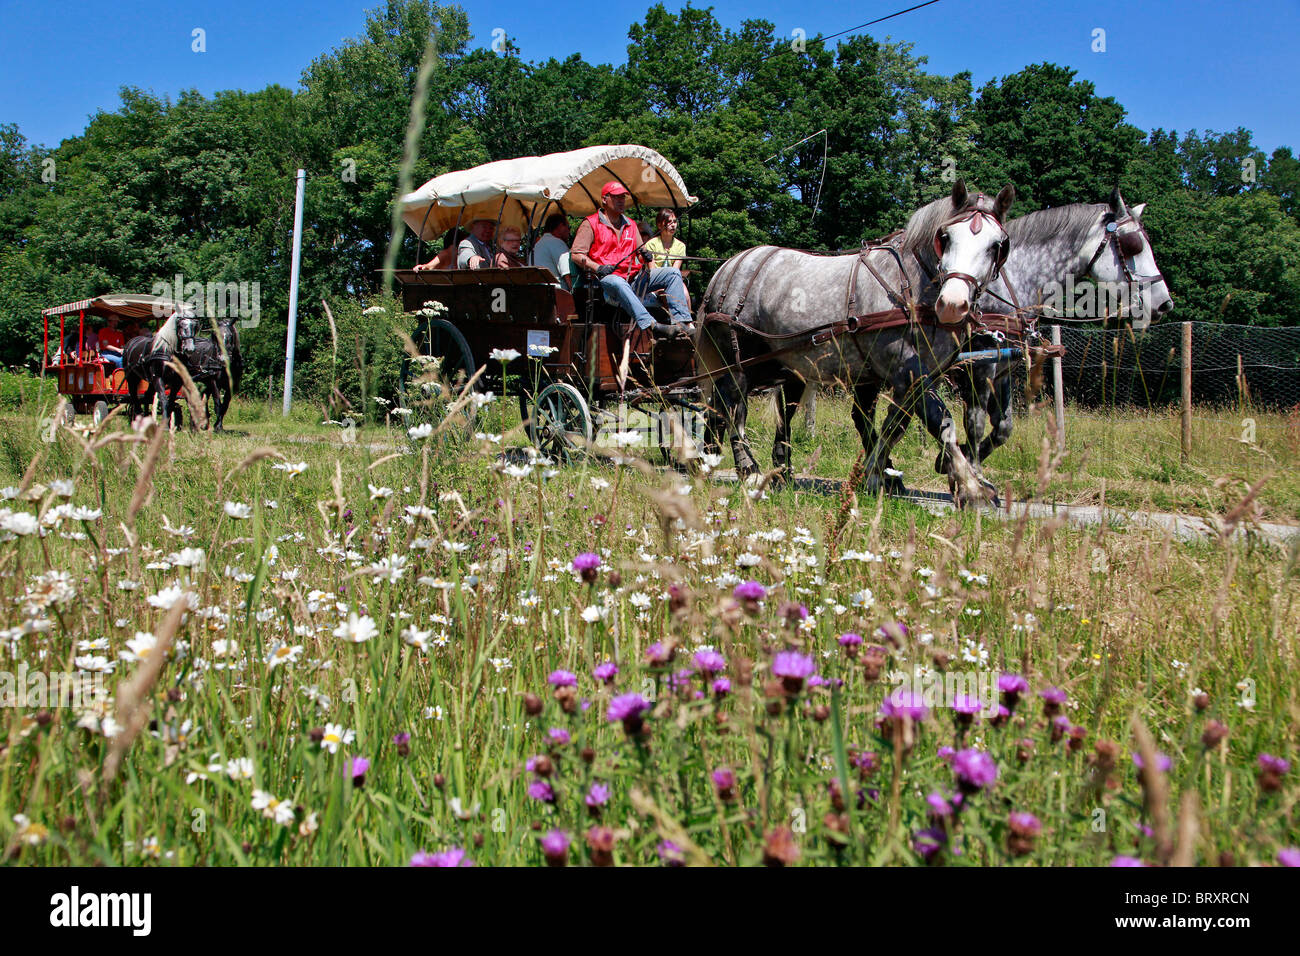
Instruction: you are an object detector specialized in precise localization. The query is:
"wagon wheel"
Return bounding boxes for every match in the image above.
[530,383,592,464]
[400,317,478,431]
[92,401,110,427]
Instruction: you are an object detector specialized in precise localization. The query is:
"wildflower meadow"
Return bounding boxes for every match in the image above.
[0,382,1296,870]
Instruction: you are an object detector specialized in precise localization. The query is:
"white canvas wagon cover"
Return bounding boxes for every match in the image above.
[400,145,697,240]
[42,293,194,320]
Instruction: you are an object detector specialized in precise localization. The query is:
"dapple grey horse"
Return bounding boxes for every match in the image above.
[695,180,1015,508]
[939,188,1173,476]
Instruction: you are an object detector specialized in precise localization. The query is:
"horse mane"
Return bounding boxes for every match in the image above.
[152,313,179,351]
[1005,202,1105,249]
[896,190,1002,257]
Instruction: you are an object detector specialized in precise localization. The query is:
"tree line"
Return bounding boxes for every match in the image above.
[1,0,1297,402]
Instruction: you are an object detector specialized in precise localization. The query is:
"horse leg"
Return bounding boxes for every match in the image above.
[723,374,759,479]
[216,376,231,432]
[978,368,1015,464]
[153,372,170,428]
[915,375,990,508]
[853,379,898,495]
[771,377,805,484]
[863,376,919,496]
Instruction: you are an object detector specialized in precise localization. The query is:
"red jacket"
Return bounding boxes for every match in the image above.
[584,212,642,280]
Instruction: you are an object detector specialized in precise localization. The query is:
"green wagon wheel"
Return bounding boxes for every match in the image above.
[400,317,478,430]
[530,383,592,464]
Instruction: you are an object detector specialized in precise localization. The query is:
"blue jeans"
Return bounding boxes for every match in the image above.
[101,353,123,369]
[599,267,692,330]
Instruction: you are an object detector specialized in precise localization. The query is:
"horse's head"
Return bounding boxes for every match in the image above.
[1083,188,1173,327]
[930,179,1015,325]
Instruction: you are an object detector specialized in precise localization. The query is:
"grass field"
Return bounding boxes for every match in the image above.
[0,373,1296,866]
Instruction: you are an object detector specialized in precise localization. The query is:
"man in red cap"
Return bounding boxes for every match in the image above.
[570,180,691,338]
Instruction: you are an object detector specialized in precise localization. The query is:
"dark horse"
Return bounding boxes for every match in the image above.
[178,316,243,431]
[123,313,182,425]
[695,180,1015,507]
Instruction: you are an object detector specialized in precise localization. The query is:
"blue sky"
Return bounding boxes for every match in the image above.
[2,0,1297,154]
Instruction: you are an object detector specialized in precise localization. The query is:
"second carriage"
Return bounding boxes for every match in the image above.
[395,145,704,462]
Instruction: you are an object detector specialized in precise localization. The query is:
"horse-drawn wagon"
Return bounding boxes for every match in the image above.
[41,293,190,427]
[396,145,704,461]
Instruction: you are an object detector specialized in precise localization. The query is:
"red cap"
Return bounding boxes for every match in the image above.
[601,181,630,198]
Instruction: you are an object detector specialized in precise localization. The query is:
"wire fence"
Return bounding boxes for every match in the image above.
[1054,321,1300,411]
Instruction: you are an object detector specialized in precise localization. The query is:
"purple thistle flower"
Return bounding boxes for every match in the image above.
[392,732,411,745]
[937,745,955,764]
[540,829,569,865]
[998,673,1029,710]
[547,727,571,745]
[572,552,601,572]
[952,694,983,717]
[645,641,675,665]
[712,767,736,790]
[593,661,619,683]
[733,580,766,603]
[527,779,555,803]
[585,782,610,807]
[771,650,816,693]
[953,748,998,793]
[1279,848,1300,868]
[926,791,956,818]
[913,827,947,863]
[1008,811,1041,835]
[1131,752,1172,772]
[1039,685,1067,716]
[667,668,693,692]
[658,840,686,866]
[852,751,879,773]
[693,649,726,675]
[349,756,370,786]
[1258,753,1291,774]
[838,632,863,649]
[880,689,930,723]
[1110,855,1147,867]
[410,847,471,867]
[547,669,577,688]
[607,692,652,734]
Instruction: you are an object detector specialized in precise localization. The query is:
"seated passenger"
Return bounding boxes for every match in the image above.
[457,219,496,270]
[414,228,467,272]
[494,226,526,268]
[569,181,692,340]
[99,314,125,368]
[529,213,572,287]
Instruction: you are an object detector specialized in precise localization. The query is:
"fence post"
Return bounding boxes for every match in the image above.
[1051,324,1065,448]
[1181,322,1192,462]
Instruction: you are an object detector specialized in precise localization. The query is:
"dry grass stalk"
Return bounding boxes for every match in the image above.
[1131,715,1173,863]
[629,788,713,866]
[222,447,285,485]
[102,598,188,785]
[1215,474,1269,543]
[165,357,208,431]
[1171,789,1200,867]
[126,422,166,527]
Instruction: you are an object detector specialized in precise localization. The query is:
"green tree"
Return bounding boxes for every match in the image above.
[967,63,1142,211]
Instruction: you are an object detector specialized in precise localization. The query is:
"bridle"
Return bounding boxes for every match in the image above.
[929,200,1010,301]
[1080,213,1168,318]
[1084,214,1165,286]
